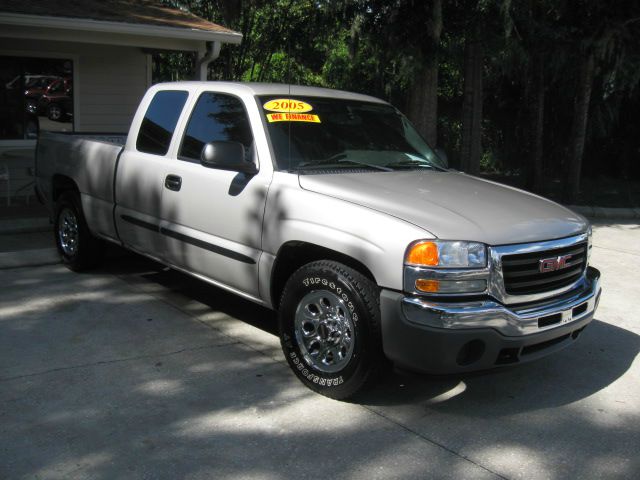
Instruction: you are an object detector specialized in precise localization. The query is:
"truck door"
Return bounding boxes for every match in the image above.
[115,90,189,258]
[159,91,270,298]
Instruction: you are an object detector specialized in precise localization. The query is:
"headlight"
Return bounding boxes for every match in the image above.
[406,240,487,268]
[587,226,592,262]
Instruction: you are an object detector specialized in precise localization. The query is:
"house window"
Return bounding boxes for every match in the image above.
[0,56,74,140]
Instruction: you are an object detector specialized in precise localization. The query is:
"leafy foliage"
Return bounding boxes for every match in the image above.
[156,0,640,199]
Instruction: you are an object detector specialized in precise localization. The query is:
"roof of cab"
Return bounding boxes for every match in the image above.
[153,81,388,104]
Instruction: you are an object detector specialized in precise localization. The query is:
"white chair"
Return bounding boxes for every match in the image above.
[0,164,9,206]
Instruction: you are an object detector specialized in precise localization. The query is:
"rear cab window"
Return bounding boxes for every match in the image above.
[136,90,188,155]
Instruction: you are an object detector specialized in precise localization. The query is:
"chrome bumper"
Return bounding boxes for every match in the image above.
[401,267,601,337]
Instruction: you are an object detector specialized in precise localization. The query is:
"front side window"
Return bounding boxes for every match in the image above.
[179,92,254,163]
[136,90,188,155]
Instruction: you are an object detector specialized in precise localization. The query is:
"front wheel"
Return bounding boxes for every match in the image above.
[278,261,384,399]
[54,192,103,271]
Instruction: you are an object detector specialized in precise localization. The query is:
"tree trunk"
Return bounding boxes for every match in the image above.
[408,58,439,145]
[460,34,483,174]
[529,53,545,191]
[220,0,242,27]
[234,5,256,80]
[566,52,595,202]
[407,0,442,146]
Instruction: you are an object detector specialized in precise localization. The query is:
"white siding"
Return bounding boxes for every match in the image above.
[78,48,148,132]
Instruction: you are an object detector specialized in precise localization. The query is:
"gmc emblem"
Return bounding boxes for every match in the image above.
[539,254,573,273]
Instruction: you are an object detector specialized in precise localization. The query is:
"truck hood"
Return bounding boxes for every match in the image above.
[298,170,587,245]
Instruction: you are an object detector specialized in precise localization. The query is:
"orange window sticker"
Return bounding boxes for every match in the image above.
[263,99,313,113]
[266,112,321,123]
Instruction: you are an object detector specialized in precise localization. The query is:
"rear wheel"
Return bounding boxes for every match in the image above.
[279,260,384,399]
[54,192,103,271]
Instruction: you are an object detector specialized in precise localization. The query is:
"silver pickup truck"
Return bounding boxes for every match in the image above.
[36,82,601,399]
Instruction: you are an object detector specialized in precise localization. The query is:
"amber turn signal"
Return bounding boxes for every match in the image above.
[415,279,440,293]
[406,241,439,266]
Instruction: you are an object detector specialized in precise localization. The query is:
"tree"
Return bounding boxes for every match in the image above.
[407,0,443,146]
[158,0,640,202]
[459,14,484,174]
[345,0,443,145]
[527,51,545,190]
[494,0,559,189]
[566,50,594,201]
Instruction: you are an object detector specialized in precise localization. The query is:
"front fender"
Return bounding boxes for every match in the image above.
[262,173,432,290]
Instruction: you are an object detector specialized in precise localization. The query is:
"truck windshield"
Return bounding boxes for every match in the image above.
[258,96,445,172]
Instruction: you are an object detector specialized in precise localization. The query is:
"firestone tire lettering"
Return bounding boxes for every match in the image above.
[278,260,384,400]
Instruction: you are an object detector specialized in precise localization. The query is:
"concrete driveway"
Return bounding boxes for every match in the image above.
[1,222,638,479]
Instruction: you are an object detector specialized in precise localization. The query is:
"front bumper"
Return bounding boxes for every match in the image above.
[380,267,601,374]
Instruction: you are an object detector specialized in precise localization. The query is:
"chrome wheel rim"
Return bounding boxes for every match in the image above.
[294,290,355,373]
[58,208,79,256]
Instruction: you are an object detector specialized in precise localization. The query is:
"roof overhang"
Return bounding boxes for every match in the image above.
[0,12,242,50]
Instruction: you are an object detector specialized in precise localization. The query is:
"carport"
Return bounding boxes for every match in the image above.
[0,0,241,205]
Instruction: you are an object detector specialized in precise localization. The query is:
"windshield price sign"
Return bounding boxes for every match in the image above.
[263,99,313,113]
[266,112,321,123]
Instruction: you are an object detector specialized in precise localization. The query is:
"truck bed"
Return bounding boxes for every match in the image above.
[36,131,127,240]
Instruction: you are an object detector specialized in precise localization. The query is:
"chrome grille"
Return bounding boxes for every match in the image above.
[501,243,588,295]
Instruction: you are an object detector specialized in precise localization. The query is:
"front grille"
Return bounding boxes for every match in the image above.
[501,242,587,295]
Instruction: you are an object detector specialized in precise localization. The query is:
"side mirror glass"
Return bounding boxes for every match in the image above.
[201,141,258,175]
[434,147,449,168]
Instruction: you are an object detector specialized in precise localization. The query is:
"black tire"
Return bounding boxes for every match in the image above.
[54,192,104,271]
[278,260,384,399]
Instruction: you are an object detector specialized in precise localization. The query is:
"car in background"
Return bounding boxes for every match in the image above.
[5,74,59,92]
[37,77,73,122]
[4,74,60,115]
[24,75,60,114]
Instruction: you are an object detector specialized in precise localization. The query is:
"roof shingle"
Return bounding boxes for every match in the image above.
[0,0,237,34]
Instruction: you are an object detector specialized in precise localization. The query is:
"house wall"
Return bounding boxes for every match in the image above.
[76,45,149,132]
[0,39,150,202]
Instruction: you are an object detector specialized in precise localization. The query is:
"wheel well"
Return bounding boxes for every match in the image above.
[271,241,377,309]
[52,175,79,203]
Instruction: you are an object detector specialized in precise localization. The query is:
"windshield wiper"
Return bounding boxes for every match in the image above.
[384,160,438,170]
[297,154,393,172]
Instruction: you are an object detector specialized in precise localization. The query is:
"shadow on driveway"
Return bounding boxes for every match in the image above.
[2,249,636,479]
[103,250,638,411]
[100,250,640,478]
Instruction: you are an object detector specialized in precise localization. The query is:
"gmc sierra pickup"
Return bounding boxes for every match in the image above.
[36,82,601,399]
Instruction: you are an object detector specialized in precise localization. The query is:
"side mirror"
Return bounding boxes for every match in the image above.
[201,141,258,175]
[434,147,449,168]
